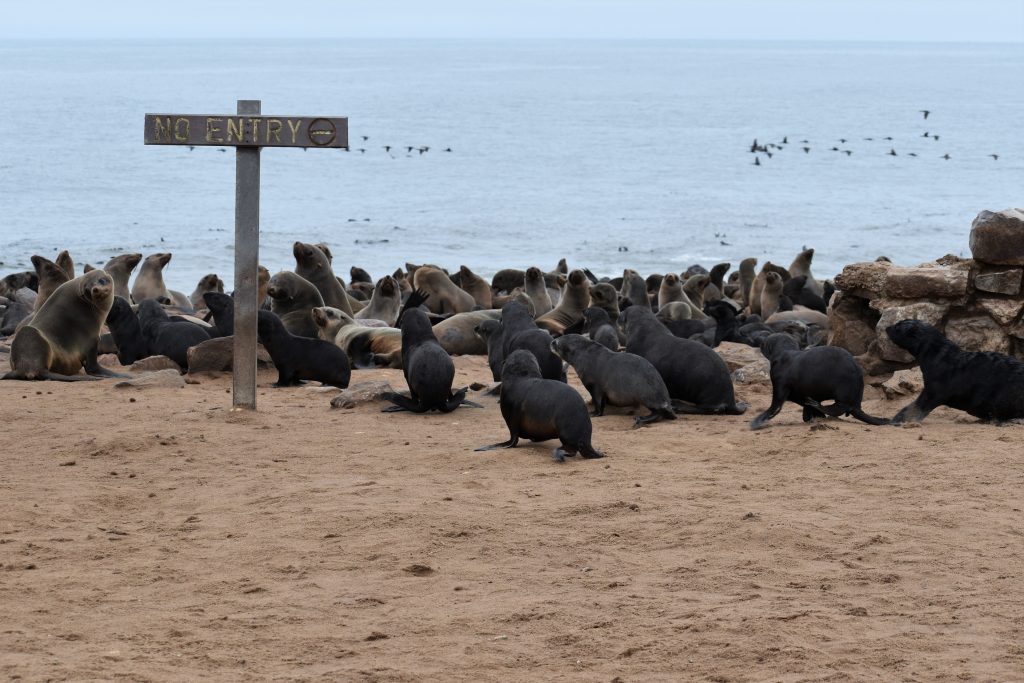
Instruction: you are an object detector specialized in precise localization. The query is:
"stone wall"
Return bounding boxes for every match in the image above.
[828,208,1024,375]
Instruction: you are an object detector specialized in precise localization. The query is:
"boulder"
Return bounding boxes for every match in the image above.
[130,355,182,373]
[732,358,770,385]
[114,369,186,389]
[969,208,1024,265]
[871,300,949,363]
[330,380,396,409]
[827,292,878,356]
[882,264,970,299]
[834,261,892,299]
[944,315,1011,355]
[187,336,274,374]
[975,298,1024,326]
[879,368,924,400]
[715,341,764,372]
[974,268,1022,295]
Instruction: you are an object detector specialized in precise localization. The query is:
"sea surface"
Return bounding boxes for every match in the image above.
[0,39,1021,289]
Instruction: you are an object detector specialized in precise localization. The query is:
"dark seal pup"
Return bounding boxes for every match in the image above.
[475,350,605,462]
[887,319,1024,423]
[137,299,211,370]
[750,333,887,429]
[552,334,675,426]
[105,296,151,365]
[620,305,747,414]
[381,307,477,413]
[4,270,124,381]
[256,310,351,388]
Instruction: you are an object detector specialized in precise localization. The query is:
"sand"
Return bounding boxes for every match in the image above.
[1,352,1022,682]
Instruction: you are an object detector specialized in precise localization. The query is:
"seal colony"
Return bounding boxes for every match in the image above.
[3,242,1020,460]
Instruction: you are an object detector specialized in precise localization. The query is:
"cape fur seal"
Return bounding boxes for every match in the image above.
[189,274,224,309]
[789,248,823,297]
[131,253,174,303]
[4,270,123,381]
[750,333,887,429]
[31,255,70,311]
[582,306,620,351]
[887,319,1024,423]
[552,334,676,426]
[103,253,142,302]
[475,350,604,462]
[524,267,553,316]
[268,271,325,339]
[413,266,476,314]
[354,275,402,326]
[432,309,500,355]
[620,305,746,414]
[55,250,75,279]
[105,296,150,365]
[293,241,356,316]
[312,306,403,369]
[257,310,351,388]
[501,301,564,381]
[380,308,475,412]
[137,299,211,370]
[535,269,591,335]
[458,265,492,309]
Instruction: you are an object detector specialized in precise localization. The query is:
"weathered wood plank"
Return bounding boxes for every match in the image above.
[144,114,348,148]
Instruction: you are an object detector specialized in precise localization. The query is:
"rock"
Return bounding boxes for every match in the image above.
[944,315,1011,355]
[969,208,1024,265]
[880,368,924,400]
[130,355,182,373]
[715,341,764,372]
[827,292,879,356]
[187,336,274,374]
[731,358,770,385]
[114,369,186,389]
[974,268,1022,295]
[834,261,892,299]
[330,380,396,409]
[871,301,949,363]
[976,298,1024,326]
[883,264,970,299]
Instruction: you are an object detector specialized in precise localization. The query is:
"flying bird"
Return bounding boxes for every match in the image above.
[888,149,897,156]
[933,135,940,141]
[922,132,930,138]
[843,150,853,156]
[920,110,930,119]
[942,154,951,160]
[802,147,810,153]
[990,154,999,160]
[754,156,761,166]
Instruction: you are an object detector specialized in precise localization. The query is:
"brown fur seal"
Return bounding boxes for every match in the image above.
[458,265,492,309]
[257,265,270,306]
[491,268,526,293]
[312,306,403,369]
[535,269,591,335]
[682,274,710,309]
[748,262,775,315]
[789,248,823,297]
[189,274,224,309]
[293,241,355,315]
[131,253,173,303]
[350,266,373,284]
[620,269,648,308]
[32,255,71,311]
[766,309,829,328]
[760,271,784,319]
[4,270,123,381]
[413,266,476,314]
[355,275,401,326]
[589,282,620,321]
[55,250,75,279]
[432,309,501,355]
[524,267,553,316]
[737,258,757,306]
[268,271,325,339]
[657,273,705,319]
[704,263,730,302]
[102,253,141,302]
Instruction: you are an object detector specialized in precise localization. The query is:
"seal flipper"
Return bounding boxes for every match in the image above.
[474,434,519,452]
[849,407,890,426]
[380,390,429,413]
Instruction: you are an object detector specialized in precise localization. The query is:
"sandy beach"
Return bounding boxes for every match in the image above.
[1,351,1021,681]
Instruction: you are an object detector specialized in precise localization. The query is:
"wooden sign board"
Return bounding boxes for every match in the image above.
[144,114,349,148]
[144,100,347,411]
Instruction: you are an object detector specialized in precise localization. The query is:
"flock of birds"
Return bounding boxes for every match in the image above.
[749,110,1003,166]
[188,135,452,156]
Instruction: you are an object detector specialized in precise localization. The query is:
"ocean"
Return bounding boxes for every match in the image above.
[0,39,1020,290]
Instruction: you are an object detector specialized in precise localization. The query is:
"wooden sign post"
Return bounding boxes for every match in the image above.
[144,100,348,410]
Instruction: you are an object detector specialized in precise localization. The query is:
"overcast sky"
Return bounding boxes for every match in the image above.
[2,0,1022,41]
